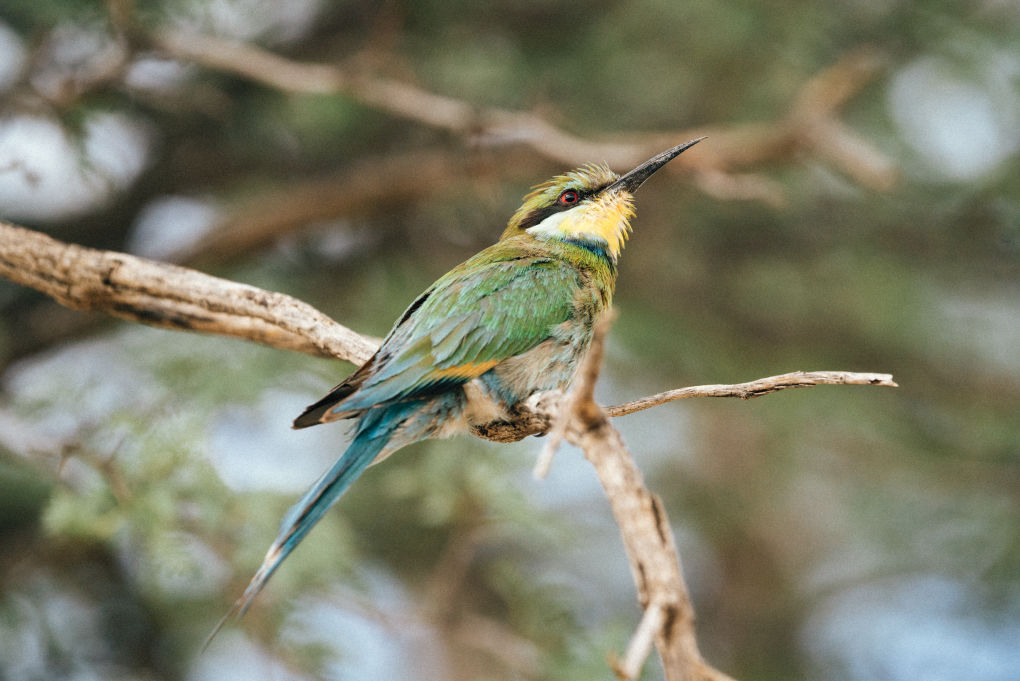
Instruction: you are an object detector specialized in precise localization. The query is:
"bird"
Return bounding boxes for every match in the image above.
[210,137,704,638]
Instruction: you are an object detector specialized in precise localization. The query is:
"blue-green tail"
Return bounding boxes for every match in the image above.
[205,401,421,647]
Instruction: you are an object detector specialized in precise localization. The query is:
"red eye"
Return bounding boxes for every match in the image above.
[558,190,580,205]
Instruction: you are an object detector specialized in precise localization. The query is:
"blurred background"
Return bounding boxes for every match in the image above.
[1,1,1018,679]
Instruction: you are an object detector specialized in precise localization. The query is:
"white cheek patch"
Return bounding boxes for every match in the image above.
[525,204,584,239]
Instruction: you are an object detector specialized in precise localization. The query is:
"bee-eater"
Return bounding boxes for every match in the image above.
[220,137,704,624]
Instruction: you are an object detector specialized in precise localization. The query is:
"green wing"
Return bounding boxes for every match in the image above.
[334,251,579,412]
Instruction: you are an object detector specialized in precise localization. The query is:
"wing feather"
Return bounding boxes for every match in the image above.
[328,254,578,414]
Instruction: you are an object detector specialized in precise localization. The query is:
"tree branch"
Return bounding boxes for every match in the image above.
[553,317,736,681]
[0,221,897,680]
[0,222,377,364]
[144,28,894,200]
[1,222,896,427]
[178,150,476,265]
[470,367,898,446]
[606,370,898,417]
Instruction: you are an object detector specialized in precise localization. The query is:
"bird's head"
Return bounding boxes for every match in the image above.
[501,137,705,262]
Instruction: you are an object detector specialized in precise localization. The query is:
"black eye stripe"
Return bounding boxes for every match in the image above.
[515,205,560,230]
[514,185,604,230]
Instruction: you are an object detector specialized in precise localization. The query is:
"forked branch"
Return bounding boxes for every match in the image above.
[546,317,738,681]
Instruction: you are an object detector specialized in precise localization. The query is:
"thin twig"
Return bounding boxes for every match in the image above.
[531,394,572,479]
[606,371,898,417]
[614,599,666,680]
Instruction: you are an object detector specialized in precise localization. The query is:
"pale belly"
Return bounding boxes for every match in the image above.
[383,324,594,456]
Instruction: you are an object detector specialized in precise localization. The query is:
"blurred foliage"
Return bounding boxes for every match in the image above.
[1,1,1019,680]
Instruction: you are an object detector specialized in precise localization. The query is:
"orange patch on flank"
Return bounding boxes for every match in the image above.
[431,359,501,379]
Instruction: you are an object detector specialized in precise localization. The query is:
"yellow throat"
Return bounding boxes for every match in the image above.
[502,163,635,260]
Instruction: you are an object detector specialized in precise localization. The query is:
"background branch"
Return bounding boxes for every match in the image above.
[146,27,893,205]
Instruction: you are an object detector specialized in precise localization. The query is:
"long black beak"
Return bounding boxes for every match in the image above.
[607,137,706,193]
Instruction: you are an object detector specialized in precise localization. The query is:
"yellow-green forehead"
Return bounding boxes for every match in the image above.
[520,163,618,206]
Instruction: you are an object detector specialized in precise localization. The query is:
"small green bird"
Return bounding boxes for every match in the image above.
[222,137,704,623]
